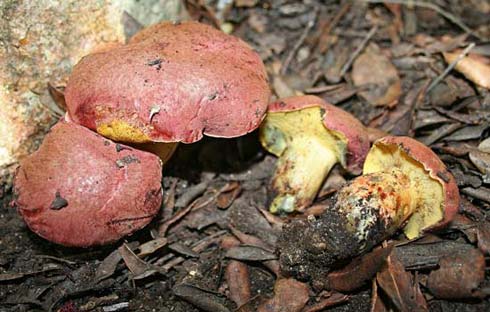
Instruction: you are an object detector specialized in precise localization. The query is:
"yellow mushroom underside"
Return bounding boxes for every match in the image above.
[97,120,177,162]
[259,106,348,212]
[97,120,151,143]
[363,144,444,239]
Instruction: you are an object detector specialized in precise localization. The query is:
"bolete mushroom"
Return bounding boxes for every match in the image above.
[278,136,459,282]
[64,21,270,161]
[362,136,459,239]
[13,120,163,247]
[278,169,415,282]
[259,95,369,213]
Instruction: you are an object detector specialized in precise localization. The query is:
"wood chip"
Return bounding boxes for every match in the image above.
[427,248,485,299]
[173,283,230,312]
[225,245,277,261]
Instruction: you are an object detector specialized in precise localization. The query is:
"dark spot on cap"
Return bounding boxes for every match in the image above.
[115,144,131,153]
[104,140,111,146]
[207,92,218,101]
[50,191,68,210]
[147,58,162,70]
[144,189,160,205]
[116,155,140,168]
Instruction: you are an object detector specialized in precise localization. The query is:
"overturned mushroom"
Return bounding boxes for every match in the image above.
[363,136,459,238]
[65,21,270,161]
[278,170,415,282]
[13,119,163,247]
[278,136,459,281]
[259,95,369,213]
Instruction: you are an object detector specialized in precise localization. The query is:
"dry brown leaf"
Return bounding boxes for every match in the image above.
[477,222,490,255]
[302,292,349,312]
[226,260,252,311]
[327,244,393,292]
[443,51,490,89]
[371,279,388,312]
[257,278,309,312]
[118,243,162,280]
[352,43,402,107]
[376,254,428,312]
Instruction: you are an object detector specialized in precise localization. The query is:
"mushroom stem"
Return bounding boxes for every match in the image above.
[278,169,418,280]
[332,169,417,253]
[269,138,338,213]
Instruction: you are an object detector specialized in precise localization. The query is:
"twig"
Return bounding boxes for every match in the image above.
[160,230,227,271]
[316,2,352,53]
[280,9,318,75]
[427,42,475,92]
[174,181,209,208]
[339,25,378,77]
[361,0,482,40]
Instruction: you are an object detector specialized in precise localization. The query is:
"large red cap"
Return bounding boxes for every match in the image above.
[13,120,163,247]
[65,21,270,144]
[268,95,370,174]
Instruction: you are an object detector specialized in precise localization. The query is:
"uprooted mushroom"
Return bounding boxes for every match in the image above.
[259,95,370,213]
[278,136,459,282]
[13,119,163,247]
[65,21,270,162]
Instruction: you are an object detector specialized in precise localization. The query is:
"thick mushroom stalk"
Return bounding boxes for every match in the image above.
[260,107,343,213]
[278,169,416,281]
[333,169,417,249]
[260,96,369,213]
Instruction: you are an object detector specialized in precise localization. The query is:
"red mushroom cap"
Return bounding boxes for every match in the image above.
[13,120,163,247]
[65,21,270,144]
[370,136,459,232]
[268,95,369,174]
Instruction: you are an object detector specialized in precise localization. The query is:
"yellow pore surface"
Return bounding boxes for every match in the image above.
[97,120,151,143]
[363,143,444,239]
[259,106,347,165]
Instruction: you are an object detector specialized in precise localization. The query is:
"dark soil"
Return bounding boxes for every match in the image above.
[2,1,490,311]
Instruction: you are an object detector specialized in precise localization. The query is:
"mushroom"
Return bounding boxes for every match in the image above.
[259,95,370,213]
[278,169,415,282]
[362,136,459,239]
[277,136,459,281]
[13,119,163,247]
[64,21,270,161]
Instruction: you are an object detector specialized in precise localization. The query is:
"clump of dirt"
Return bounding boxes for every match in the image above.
[278,210,360,284]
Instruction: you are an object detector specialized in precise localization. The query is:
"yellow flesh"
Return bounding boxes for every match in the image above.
[259,106,348,213]
[339,169,417,247]
[97,120,151,143]
[363,144,444,239]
